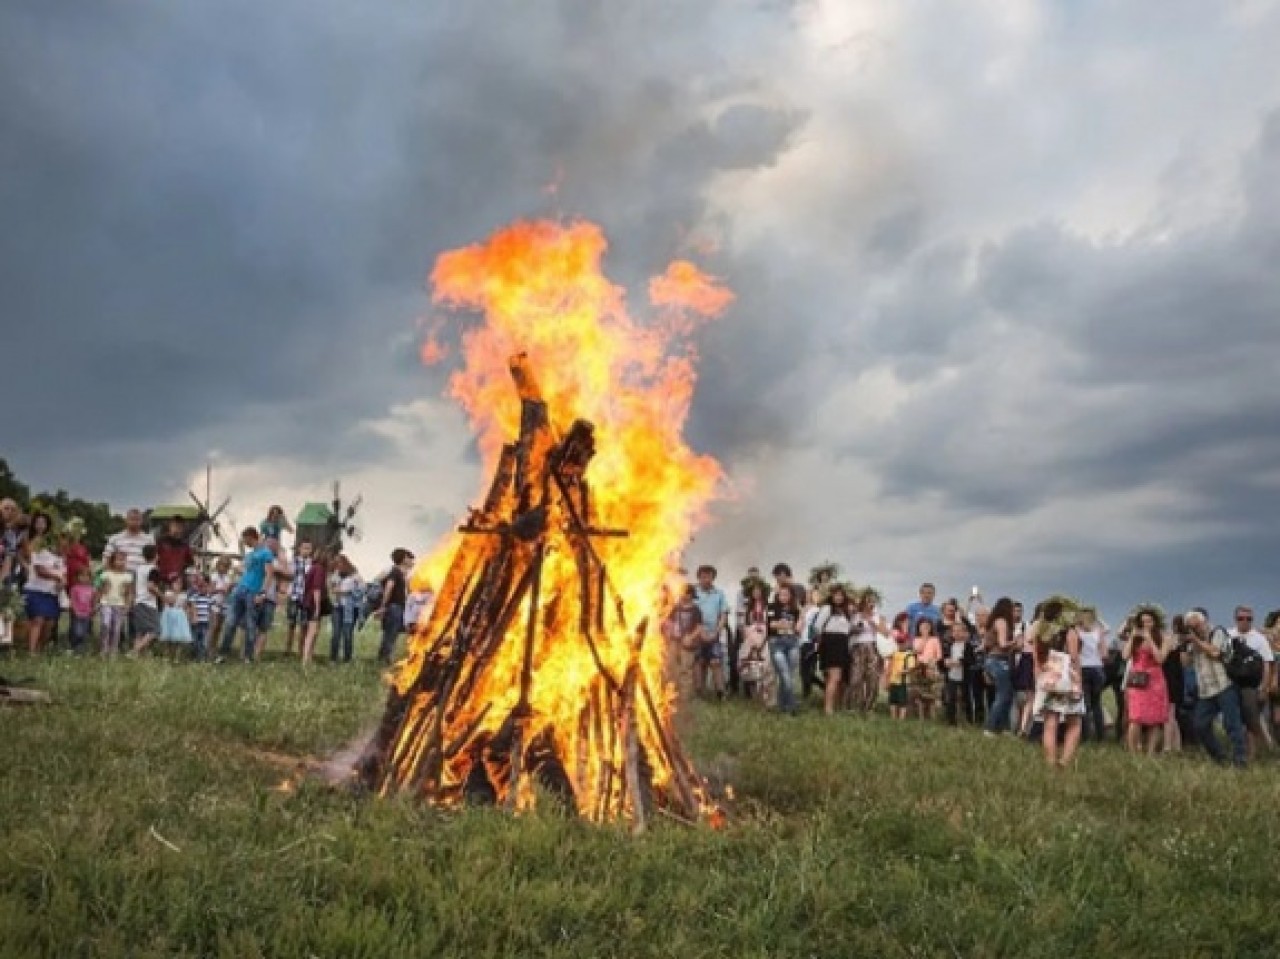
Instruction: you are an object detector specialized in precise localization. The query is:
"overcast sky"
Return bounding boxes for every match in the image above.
[4,1,1279,623]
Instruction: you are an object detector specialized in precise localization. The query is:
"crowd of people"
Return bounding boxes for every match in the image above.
[0,500,430,668]
[664,562,1279,769]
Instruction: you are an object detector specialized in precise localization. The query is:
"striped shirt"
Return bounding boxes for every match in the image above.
[187,590,214,625]
[104,530,155,574]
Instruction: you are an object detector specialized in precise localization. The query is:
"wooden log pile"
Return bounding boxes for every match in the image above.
[358,353,704,829]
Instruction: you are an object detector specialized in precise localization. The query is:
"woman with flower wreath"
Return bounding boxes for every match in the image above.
[737,576,771,704]
[1029,597,1085,767]
[1122,604,1171,755]
[848,587,886,713]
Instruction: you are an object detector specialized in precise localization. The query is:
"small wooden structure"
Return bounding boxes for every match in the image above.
[294,503,336,553]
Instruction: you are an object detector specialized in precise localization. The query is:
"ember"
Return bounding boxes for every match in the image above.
[358,220,733,829]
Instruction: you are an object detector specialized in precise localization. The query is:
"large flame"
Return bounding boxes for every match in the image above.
[389,218,732,818]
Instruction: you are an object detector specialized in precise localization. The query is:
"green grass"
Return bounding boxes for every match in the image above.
[3,638,1279,958]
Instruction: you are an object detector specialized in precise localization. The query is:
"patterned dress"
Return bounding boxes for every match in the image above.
[1125,643,1170,726]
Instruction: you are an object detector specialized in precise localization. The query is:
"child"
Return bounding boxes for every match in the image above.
[159,585,194,659]
[944,621,969,725]
[886,633,917,720]
[188,573,214,661]
[128,549,164,657]
[208,556,233,649]
[68,567,96,654]
[97,551,133,657]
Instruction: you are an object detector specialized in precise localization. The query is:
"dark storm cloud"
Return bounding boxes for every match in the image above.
[0,0,799,500]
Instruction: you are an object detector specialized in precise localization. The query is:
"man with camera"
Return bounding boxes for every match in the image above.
[1227,605,1274,760]
[1185,609,1247,767]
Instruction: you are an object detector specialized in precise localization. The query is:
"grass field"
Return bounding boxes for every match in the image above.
[3,632,1279,958]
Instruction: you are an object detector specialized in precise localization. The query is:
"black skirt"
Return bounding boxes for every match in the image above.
[818,631,852,672]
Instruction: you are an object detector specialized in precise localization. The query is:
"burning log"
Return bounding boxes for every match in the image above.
[360,353,707,828]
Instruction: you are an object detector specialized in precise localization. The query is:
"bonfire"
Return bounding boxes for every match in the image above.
[358,220,733,830]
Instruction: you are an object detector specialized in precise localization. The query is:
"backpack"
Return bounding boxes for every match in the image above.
[1223,629,1265,689]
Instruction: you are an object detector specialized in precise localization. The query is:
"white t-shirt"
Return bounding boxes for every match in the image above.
[946,639,967,682]
[1230,628,1275,663]
[1077,629,1105,669]
[105,530,155,573]
[25,549,64,594]
[134,563,159,608]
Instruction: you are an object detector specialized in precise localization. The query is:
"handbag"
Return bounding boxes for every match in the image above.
[1125,670,1150,690]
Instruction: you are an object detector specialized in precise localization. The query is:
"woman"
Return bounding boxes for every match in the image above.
[911,617,943,721]
[813,584,857,716]
[1012,608,1036,736]
[331,554,364,664]
[737,578,771,703]
[300,548,332,666]
[766,584,802,715]
[1164,614,1189,753]
[22,531,64,654]
[1030,599,1085,767]
[848,588,884,713]
[799,587,824,701]
[1122,606,1170,755]
[983,598,1018,735]
[1076,607,1109,742]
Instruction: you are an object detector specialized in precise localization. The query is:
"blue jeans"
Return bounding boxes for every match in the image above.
[768,635,799,713]
[191,623,209,661]
[1194,686,1247,766]
[984,657,1014,733]
[219,587,260,661]
[331,612,356,663]
[1081,666,1107,742]
[69,614,92,652]
[378,603,404,663]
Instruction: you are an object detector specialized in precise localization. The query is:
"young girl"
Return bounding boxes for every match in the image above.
[331,555,364,664]
[68,567,96,654]
[208,556,233,646]
[849,589,886,713]
[300,549,333,666]
[886,628,917,720]
[738,578,770,704]
[97,551,133,657]
[1031,599,1085,768]
[766,585,801,715]
[22,533,64,654]
[159,585,194,659]
[943,620,969,725]
[912,617,944,720]
[813,584,856,716]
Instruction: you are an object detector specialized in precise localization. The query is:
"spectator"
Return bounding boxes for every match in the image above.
[729,565,761,697]
[374,548,413,666]
[663,584,703,703]
[259,505,293,541]
[127,552,163,656]
[906,582,941,636]
[208,556,233,649]
[1227,605,1274,760]
[692,565,729,700]
[217,528,274,664]
[1186,609,1247,767]
[983,597,1017,736]
[96,551,133,657]
[766,583,801,715]
[331,554,364,664]
[849,588,885,713]
[943,620,969,725]
[68,567,95,654]
[104,509,155,574]
[1076,607,1109,742]
[737,576,770,703]
[912,617,943,721]
[254,538,291,657]
[155,518,194,584]
[61,518,91,596]
[1029,599,1084,768]
[300,548,332,666]
[1164,614,1190,753]
[157,585,194,659]
[885,628,916,721]
[22,529,64,654]
[188,573,214,661]
[1122,605,1171,755]
[963,607,991,723]
[0,498,27,588]
[812,583,856,716]
[1012,608,1036,736]
[284,540,314,656]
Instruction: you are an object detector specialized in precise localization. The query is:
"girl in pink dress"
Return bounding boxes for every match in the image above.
[1123,606,1170,755]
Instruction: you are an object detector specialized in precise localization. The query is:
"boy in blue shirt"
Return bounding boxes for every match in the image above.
[217,528,276,663]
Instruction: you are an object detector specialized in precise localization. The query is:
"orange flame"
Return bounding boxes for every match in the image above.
[388,218,731,821]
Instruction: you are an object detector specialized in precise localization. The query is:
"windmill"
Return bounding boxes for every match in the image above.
[296,480,363,555]
[187,462,235,564]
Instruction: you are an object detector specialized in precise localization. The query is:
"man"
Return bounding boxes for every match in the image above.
[0,498,26,587]
[155,518,195,584]
[375,548,414,665]
[906,583,942,636]
[691,565,729,699]
[663,584,703,705]
[728,565,761,696]
[217,528,275,663]
[1186,609,1247,767]
[104,509,155,574]
[284,540,314,656]
[253,538,292,658]
[1227,605,1274,759]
